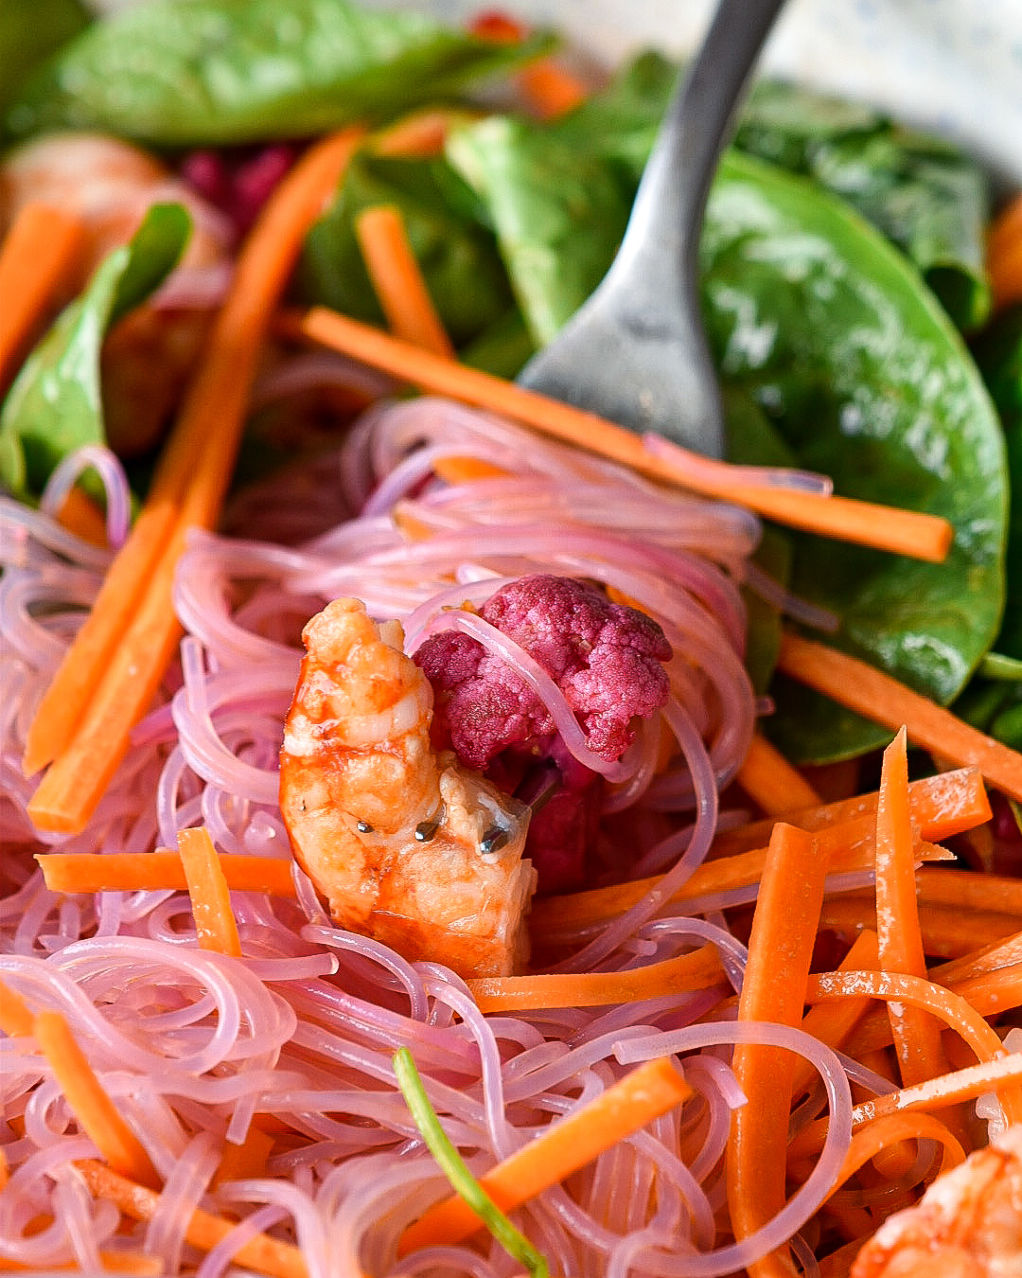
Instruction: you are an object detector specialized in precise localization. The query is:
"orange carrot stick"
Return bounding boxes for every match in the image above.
[77,1160,310,1278]
[727,823,830,1278]
[466,943,724,1013]
[991,239,1022,309]
[873,728,950,1088]
[354,204,455,357]
[988,194,1022,260]
[298,307,953,562]
[0,978,34,1037]
[822,1111,965,1195]
[33,1011,159,1188]
[0,203,86,392]
[517,61,588,119]
[213,1124,274,1187]
[818,895,1020,961]
[712,766,990,859]
[26,128,365,834]
[37,851,297,897]
[398,1057,691,1254]
[918,866,1022,916]
[0,1250,161,1275]
[789,929,880,1101]
[777,632,1022,802]
[432,455,511,484]
[372,108,472,157]
[736,731,822,816]
[55,487,109,548]
[176,827,242,958]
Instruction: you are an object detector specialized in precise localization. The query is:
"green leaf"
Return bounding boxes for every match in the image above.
[0,0,89,119]
[297,152,514,347]
[5,0,555,147]
[0,203,191,499]
[701,153,1006,762]
[392,1048,548,1278]
[557,52,992,330]
[447,116,633,347]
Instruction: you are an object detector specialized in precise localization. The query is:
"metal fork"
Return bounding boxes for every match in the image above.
[517,0,787,458]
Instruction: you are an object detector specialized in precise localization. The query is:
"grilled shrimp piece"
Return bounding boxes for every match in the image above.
[279,598,537,979]
[852,1125,1022,1278]
[0,132,227,457]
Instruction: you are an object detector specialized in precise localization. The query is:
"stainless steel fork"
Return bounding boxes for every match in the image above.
[517,0,787,458]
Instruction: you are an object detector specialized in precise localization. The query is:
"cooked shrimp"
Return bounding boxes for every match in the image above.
[0,132,230,456]
[279,598,537,979]
[852,1124,1022,1278]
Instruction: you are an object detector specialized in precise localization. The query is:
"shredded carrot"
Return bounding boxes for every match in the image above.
[398,1056,691,1253]
[0,202,87,393]
[372,108,470,157]
[0,978,34,1037]
[789,929,880,1101]
[531,805,953,936]
[297,307,953,562]
[874,728,951,1089]
[825,1111,965,1196]
[989,194,1022,309]
[787,1051,1022,1164]
[56,487,108,548]
[355,204,456,357]
[466,942,724,1013]
[33,1010,159,1188]
[213,1124,274,1187]
[726,823,830,1278]
[777,632,1022,802]
[818,895,1020,961]
[176,827,242,958]
[25,128,365,835]
[712,766,990,859]
[37,851,297,897]
[736,732,823,816]
[77,1160,310,1278]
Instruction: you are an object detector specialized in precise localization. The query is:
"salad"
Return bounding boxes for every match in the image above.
[1,1,1021,1276]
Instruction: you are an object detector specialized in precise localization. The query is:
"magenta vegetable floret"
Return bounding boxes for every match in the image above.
[413,575,671,891]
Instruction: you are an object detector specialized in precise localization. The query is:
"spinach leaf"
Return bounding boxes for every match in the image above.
[0,0,89,120]
[446,116,633,347]
[297,152,513,347]
[5,0,554,147]
[555,52,991,330]
[702,153,1005,762]
[0,204,191,499]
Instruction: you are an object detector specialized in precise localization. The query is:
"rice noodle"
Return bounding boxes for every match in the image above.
[0,398,860,1275]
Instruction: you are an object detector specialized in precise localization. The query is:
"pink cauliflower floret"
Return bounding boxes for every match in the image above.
[413,575,672,893]
[415,574,672,769]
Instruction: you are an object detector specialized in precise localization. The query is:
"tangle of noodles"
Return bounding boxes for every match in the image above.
[0,398,879,1276]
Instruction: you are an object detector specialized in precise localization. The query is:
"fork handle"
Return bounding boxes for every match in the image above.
[607,0,787,289]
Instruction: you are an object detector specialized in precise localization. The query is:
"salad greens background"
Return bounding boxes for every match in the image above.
[2,0,1018,765]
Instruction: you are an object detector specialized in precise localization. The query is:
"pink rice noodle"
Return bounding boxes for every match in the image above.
[0,397,861,1274]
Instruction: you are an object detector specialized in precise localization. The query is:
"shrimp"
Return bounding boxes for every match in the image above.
[0,132,230,456]
[852,1124,1022,1278]
[279,598,537,980]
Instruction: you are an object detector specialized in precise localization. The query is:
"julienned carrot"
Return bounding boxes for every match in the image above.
[817,1240,866,1278]
[432,455,512,484]
[727,823,829,1278]
[989,194,1022,259]
[931,929,1022,986]
[33,1010,159,1188]
[372,108,472,157]
[736,732,822,816]
[212,1124,274,1187]
[36,851,297,897]
[176,828,242,958]
[56,487,109,548]
[989,195,1022,309]
[0,1249,161,1275]
[517,61,588,119]
[818,895,1020,961]
[355,205,455,358]
[0,202,87,392]
[530,805,954,936]
[26,128,365,835]
[823,1112,966,1195]
[789,930,880,1101]
[711,766,990,859]
[398,1057,691,1253]
[777,632,1022,802]
[297,307,952,563]
[787,1051,1022,1163]
[466,943,724,1013]
[917,866,1022,916]
[874,728,950,1089]
[77,1161,311,1278]
[0,978,34,1037]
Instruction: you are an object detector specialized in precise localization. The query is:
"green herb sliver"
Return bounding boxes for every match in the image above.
[393,1047,549,1277]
